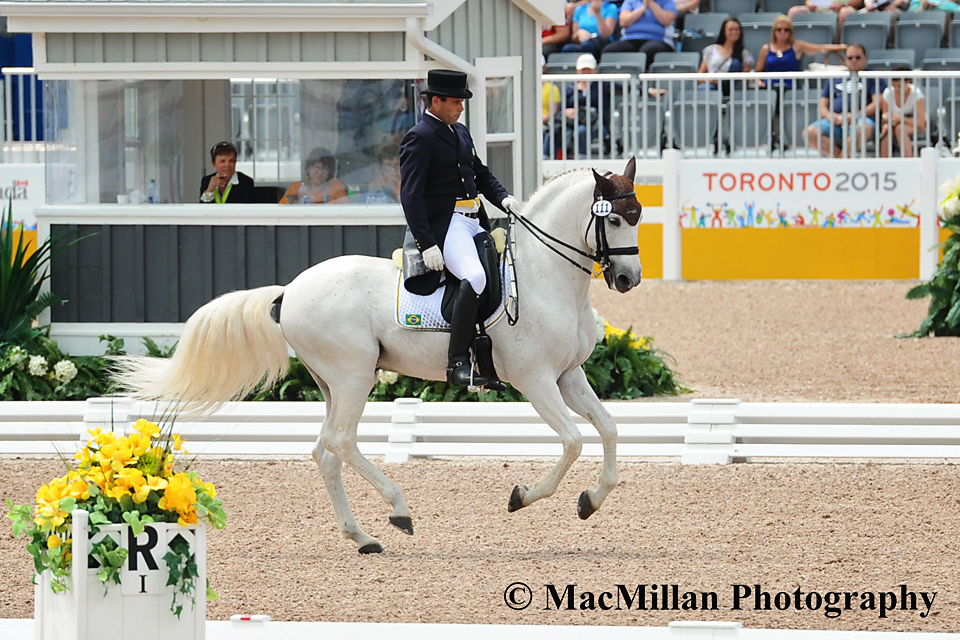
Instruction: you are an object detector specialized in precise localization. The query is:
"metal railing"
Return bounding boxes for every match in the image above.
[0,68,43,164]
[543,69,960,160]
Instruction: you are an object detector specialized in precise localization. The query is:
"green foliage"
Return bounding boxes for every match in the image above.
[905,210,960,337]
[0,200,82,346]
[583,328,686,399]
[0,334,115,400]
[163,534,199,618]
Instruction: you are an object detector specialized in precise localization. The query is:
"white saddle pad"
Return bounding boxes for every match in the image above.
[395,258,512,331]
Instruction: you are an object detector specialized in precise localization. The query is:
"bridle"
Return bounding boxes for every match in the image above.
[502,173,640,326]
[507,175,640,278]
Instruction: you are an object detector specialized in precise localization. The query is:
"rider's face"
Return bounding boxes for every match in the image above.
[430,96,464,125]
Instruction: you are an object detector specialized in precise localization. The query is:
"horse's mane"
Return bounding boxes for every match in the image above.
[525,167,594,218]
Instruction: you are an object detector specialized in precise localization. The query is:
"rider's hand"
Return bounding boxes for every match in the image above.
[422,245,445,271]
[502,195,522,215]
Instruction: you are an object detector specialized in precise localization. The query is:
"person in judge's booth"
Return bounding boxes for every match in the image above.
[199,141,256,204]
[399,68,522,388]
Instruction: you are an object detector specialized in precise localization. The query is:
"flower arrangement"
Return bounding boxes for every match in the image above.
[904,175,960,337]
[6,419,226,617]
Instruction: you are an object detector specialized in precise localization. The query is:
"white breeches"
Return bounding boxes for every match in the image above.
[443,213,486,295]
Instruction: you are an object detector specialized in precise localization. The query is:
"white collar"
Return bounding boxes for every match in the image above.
[426,109,456,132]
[226,172,239,186]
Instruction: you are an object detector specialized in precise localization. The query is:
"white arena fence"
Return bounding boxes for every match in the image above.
[1,619,958,640]
[543,69,960,161]
[2,397,960,464]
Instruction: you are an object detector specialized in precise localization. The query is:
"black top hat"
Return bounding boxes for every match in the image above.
[425,69,473,99]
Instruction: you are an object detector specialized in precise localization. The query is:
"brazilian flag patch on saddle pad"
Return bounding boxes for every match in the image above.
[404,314,422,326]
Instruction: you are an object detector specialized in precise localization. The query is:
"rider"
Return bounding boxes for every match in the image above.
[399,69,522,387]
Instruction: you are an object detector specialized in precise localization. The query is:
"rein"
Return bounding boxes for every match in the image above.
[508,181,639,277]
[503,175,640,326]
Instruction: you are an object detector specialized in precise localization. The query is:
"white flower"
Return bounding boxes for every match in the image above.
[944,197,960,217]
[28,355,48,377]
[592,308,606,344]
[6,346,26,367]
[377,369,399,386]
[53,360,78,385]
[940,175,960,198]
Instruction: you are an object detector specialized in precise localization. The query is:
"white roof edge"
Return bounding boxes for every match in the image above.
[512,0,564,25]
[0,2,431,19]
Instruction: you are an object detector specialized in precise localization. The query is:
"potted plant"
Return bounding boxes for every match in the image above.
[6,419,226,640]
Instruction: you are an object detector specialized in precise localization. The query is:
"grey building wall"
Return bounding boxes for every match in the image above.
[45,32,406,64]
[46,32,404,64]
[428,0,540,200]
[50,224,406,323]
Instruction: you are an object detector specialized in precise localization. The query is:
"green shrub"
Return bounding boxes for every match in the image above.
[905,208,960,337]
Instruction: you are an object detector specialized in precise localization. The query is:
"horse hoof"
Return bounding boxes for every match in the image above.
[358,542,384,554]
[389,515,414,535]
[577,491,598,520]
[508,485,526,512]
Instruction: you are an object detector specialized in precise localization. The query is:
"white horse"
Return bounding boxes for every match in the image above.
[115,157,643,554]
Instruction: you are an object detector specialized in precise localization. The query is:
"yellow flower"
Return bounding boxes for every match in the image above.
[105,485,130,501]
[134,419,160,439]
[196,479,217,499]
[47,534,61,549]
[146,475,168,492]
[173,434,184,451]
[158,473,197,523]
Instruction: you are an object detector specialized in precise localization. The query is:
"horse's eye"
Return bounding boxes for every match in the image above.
[608,215,622,227]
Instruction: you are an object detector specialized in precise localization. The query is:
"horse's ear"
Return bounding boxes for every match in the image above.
[592,168,613,195]
[623,156,636,183]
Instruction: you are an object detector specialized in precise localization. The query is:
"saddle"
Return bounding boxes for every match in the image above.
[400,227,505,325]
[398,228,508,389]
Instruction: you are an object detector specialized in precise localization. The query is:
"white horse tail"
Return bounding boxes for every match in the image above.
[112,285,289,413]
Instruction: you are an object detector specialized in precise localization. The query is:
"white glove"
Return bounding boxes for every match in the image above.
[502,195,522,215]
[422,245,445,271]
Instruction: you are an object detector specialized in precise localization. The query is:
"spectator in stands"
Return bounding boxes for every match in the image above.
[788,0,863,41]
[905,0,959,13]
[280,147,348,204]
[543,55,562,127]
[699,18,754,86]
[542,13,573,58]
[562,0,621,57]
[755,16,847,87]
[804,43,885,157]
[674,0,700,35]
[877,64,926,157]
[200,141,255,204]
[543,54,614,158]
[863,0,907,13]
[360,146,402,203]
[601,0,677,69]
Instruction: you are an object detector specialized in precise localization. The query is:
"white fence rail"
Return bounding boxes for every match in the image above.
[2,398,960,463]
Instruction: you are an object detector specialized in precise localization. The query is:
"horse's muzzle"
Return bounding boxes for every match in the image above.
[605,264,641,293]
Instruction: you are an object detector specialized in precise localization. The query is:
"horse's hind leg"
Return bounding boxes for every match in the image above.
[320,376,414,540]
[557,366,618,519]
[310,379,384,553]
[507,379,583,512]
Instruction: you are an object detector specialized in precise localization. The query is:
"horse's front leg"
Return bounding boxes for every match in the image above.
[507,378,583,512]
[557,366,618,519]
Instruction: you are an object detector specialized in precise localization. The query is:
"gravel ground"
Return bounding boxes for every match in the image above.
[2,280,959,633]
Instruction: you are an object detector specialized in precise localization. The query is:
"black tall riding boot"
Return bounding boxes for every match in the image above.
[447,279,490,387]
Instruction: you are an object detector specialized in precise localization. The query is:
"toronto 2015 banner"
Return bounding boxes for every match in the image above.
[679,159,922,229]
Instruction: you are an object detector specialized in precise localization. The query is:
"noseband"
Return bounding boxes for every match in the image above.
[509,175,640,278]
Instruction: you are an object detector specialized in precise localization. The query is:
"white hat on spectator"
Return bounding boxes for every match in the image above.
[576,54,597,71]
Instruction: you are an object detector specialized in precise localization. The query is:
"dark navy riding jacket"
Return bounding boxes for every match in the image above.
[399,112,509,255]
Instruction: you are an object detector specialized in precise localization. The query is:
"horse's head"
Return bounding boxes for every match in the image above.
[591,157,642,293]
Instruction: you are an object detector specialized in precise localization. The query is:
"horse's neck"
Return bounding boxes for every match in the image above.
[514,177,595,307]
